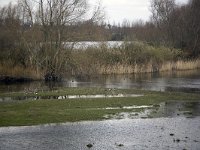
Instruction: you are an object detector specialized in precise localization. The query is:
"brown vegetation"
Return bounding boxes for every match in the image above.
[0,65,42,79]
[0,0,199,80]
[70,42,200,75]
[97,60,200,74]
[0,0,105,80]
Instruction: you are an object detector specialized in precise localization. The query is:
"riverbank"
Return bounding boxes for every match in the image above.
[1,60,200,82]
[0,88,200,127]
[0,65,42,82]
[0,42,200,81]
[0,76,34,84]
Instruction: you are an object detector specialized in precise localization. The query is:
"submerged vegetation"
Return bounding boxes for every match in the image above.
[0,87,200,126]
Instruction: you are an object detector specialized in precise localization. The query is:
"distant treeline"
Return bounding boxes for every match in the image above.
[106,0,200,58]
[50,0,200,58]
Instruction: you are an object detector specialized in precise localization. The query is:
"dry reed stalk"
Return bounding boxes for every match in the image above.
[98,64,134,74]
[175,60,200,70]
[98,63,156,74]
[97,59,200,75]
[160,62,174,72]
[0,65,42,79]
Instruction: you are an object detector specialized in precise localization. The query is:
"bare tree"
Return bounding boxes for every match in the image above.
[187,0,200,56]
[0,3,27,67]
[18,0,104,80]
[150,0,176,45]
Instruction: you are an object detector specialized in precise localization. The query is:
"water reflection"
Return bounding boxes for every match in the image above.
[107,101,200,120]
[155,101,200,118]
[0,70,200,93]
[1,117,200,150]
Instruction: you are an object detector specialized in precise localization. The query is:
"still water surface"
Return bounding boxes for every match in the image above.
[0,117,200,150]
[0,70,200,93]
[0,70,200,150]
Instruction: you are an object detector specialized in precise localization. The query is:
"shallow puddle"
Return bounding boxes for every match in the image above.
[0,101,200,150]
[0,117,200,150]
[58,94,143,99]
[0,94,143,101]
[105,101,200,120]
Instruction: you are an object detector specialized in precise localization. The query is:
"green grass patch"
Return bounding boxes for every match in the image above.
[0,88,200,127]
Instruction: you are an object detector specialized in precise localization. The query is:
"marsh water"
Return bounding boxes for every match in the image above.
[1,101,200,150]
[0,69,200,94]
[0,70,200,150]
[1,117,200,150]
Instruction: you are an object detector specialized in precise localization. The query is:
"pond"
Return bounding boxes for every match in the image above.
[64,41,125,49]
[0,69,200,93]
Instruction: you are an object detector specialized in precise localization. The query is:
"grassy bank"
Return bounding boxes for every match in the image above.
[0,88,200,127]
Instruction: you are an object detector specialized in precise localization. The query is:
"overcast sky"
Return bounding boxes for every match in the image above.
[0,0,189,23]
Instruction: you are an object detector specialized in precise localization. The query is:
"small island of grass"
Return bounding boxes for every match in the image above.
[0,87,199,127]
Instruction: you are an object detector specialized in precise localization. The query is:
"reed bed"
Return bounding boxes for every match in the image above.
[1,41,200,79]
[98,60,200,74]
[0,65,42,79]
[175,60,200,70]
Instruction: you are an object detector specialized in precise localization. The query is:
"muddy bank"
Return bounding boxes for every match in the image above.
[0,76,33,84]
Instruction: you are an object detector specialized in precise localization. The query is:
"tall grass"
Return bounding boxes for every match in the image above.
[0,65,42,79]
[175,60,200,70]
[1,41,200,79]
[97,60,200,74]
[70,42,200,75]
